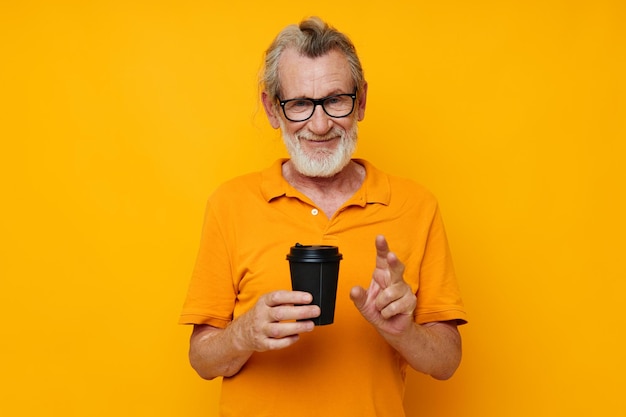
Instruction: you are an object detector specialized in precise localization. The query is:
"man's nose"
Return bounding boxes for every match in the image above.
[306,104,333,135]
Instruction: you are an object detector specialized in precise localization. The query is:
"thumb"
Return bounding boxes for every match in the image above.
[350,285,367,310]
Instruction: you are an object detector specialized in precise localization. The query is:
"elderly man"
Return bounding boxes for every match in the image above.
[180,16,467,417]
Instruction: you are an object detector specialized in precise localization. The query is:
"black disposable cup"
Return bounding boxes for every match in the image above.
[286,244,342,326]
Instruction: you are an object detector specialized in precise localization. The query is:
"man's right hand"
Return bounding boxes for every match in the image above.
[233,290,321,352]
[189,290,319,379]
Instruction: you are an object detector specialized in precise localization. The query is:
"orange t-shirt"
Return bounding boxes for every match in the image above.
[180,159,467,417]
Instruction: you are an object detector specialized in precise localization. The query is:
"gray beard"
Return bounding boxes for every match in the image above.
[280,121,358,178]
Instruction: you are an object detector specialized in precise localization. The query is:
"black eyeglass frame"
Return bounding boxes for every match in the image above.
[277,91,357,122]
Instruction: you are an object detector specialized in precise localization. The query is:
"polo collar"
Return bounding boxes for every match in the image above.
[260,159,390,206]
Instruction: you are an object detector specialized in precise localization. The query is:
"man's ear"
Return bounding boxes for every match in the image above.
[261,91,281,129]
[357,81,368,121]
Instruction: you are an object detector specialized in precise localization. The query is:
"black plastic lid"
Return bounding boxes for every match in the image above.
[286,243,343,262]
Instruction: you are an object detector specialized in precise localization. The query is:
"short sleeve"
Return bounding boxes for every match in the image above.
[179,199,237,328]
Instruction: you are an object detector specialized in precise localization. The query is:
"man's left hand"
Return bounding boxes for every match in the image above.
[350,235,417,336]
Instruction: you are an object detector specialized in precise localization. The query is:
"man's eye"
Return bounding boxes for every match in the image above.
[292,100,311,107]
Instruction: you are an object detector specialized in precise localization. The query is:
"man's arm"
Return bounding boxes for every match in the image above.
[378,320,461,380]
[188,291,320,380]
[350,235,462,380]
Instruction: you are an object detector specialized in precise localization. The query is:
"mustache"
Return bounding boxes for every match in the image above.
[296,127,345,142]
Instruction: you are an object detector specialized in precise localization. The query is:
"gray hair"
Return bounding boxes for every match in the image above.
[261,17,365,103]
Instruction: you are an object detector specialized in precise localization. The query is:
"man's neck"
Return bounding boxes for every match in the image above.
[282,160,366,218]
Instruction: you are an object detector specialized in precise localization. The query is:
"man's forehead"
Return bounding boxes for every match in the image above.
[278,48,352,96]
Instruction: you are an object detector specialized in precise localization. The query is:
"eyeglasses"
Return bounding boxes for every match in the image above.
[277,92,357,122]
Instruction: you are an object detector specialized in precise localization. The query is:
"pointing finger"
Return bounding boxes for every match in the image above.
[375,235,390,268]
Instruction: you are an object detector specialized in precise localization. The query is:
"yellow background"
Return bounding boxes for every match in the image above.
[1,1,624,416]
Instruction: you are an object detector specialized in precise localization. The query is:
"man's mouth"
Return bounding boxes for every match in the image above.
[301,135,339,143]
